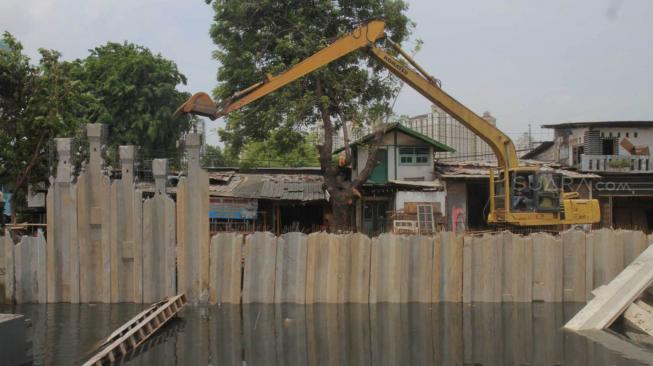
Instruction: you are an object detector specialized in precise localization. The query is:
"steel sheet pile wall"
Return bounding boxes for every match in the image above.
[3,124,653,304]
[109,145,143,303]
[142,159,176,302]
[207,230,652,304]
[176,133,210,303]
[2,124,175,304]
[3,231,47,303]
[46,138,79,303]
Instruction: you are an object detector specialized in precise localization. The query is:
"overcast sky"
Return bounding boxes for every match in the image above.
[2,0,652,145]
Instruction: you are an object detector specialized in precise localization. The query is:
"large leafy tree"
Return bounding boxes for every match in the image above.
[1,35,195,222]
[72,42,195,155]
[209,0,414,230]
[0,32,91,221]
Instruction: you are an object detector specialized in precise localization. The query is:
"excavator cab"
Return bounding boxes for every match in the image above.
[489,167,599,226]
[509,170,562,213]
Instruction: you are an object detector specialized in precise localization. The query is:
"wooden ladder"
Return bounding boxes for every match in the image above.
[83,294,187,365]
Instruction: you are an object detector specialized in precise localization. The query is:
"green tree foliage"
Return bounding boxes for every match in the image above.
[201,144,228,167]
[0,33,194,221]
[239,132,320,168]
[72,42,195,154]
[211,0,413,153]
[0,32,91,220]
[207,0,414,229]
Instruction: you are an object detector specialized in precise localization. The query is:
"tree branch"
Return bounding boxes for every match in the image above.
[351,124,385,189]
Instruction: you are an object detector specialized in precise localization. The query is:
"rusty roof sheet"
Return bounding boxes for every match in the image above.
[211,173,325,201]
[436,160,600,179]
[136,172,326,201]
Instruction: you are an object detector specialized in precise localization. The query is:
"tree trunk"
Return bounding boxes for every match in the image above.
[315,81,385,233]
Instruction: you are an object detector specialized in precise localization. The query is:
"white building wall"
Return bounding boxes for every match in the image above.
[353,131,436,181]
[394,191,446,212]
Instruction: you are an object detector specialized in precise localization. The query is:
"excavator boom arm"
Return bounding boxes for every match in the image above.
[176,20,518,169]
[175,20,386,119]
[366,46,518,169]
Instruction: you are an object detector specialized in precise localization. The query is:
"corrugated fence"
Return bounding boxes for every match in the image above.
[1,123,652,304]
[2,227,651,304]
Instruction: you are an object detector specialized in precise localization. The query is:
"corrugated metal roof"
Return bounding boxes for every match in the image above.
[212,173,325,201]
[138,172,326,202]
[436,160,600,179]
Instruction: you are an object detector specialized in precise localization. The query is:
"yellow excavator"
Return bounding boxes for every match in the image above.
[175,20,600,227]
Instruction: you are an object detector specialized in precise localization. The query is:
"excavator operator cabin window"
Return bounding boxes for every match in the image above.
[511,172,535,212]
[534,173,561,212]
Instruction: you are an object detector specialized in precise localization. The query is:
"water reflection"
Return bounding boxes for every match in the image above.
[2,303,653,365]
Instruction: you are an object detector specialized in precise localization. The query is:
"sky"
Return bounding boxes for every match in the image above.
[2,0,652,146]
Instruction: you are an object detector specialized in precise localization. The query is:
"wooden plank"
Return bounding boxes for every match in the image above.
[274,232,307,304]
[209,233,243,304]
[623,302,653,336]
[565,244,653,330]
[242,232,277,303]
[532,232,563,302]
[562,229,587,302]
[579,329,653,364]
[369,234,403,303]
[83,294,186,365]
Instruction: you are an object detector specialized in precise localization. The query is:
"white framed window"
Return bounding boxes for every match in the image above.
[399,147,430,165]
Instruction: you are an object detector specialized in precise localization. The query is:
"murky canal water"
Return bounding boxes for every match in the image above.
[2,303,653,365]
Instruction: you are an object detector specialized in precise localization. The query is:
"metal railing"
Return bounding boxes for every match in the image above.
[581,154,653,173]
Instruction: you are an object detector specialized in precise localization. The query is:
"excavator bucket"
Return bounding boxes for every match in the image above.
[174,92,219,120]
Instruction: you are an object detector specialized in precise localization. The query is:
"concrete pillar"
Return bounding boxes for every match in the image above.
[152,159,167,195]
[119,146,135,184]
[47,137,79,303]
[110,144,142,302]
[177,133,210,303]
[77,123,111,303]
[54,138,73,183]
[142,159,176,302]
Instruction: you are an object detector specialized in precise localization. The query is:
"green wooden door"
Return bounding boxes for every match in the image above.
[369,149,388,183]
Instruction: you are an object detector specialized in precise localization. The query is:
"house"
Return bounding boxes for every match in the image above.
[139,167,328,235]
[533,121,653,231]
[434,160,598,232]
[334,122,455,236]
